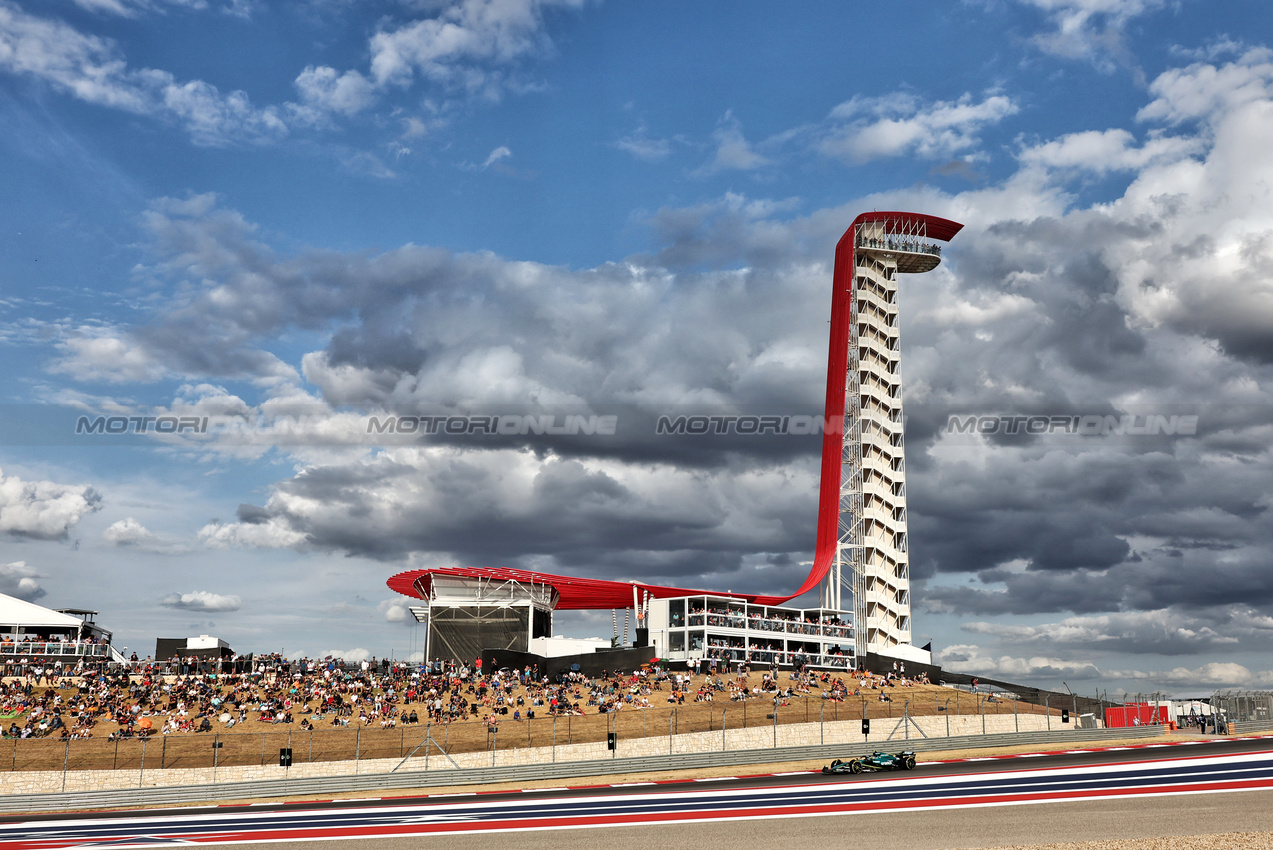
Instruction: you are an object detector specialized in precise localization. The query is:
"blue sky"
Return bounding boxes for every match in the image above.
[2,0,1273,695]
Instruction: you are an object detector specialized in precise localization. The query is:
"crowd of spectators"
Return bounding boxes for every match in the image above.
[0,654,900,741]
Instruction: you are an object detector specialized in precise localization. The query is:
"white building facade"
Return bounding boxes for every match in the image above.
[645,595,853,670]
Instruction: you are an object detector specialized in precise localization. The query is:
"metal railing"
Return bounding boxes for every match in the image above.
[857,236,942,257]
[0,642,110,657]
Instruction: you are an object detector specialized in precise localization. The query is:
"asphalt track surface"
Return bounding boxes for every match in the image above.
[5,737,1273,849]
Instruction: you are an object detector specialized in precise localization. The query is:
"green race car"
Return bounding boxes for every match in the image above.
[822,750,917,774]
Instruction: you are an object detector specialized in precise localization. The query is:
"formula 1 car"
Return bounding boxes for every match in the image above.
[822,750,917,774]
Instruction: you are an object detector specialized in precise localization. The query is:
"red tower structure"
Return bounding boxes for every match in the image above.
[388,211,961,659]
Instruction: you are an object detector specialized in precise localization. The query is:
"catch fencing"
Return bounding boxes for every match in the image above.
[1,690,1053,774]
[0,724,1163,814]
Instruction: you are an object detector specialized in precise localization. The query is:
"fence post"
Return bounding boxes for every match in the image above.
[722,708,727,751]
[669,710,674,755]
[161,735,166,769]
[139,737,146,789]
[309,728,313,764]
[61,739,70,793]
[552,716,556,762]
[355,725,361,775]
[820,703,824,745]
[1014,699,1018,733]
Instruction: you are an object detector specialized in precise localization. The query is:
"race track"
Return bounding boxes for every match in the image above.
[5,738,1273,848]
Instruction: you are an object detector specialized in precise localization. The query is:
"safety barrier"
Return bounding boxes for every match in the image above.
[1230,720,1273,735]
[0,725,1163,814]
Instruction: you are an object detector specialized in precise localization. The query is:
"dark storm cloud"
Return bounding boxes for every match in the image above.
[226,447,819,597]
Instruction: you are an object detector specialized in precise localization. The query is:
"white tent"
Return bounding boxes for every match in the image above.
[0,592,90,631]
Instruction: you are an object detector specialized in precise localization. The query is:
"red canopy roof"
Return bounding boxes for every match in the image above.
[386,566,790,609]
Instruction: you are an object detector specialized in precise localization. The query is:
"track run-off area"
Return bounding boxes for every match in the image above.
[5,738,1273,848]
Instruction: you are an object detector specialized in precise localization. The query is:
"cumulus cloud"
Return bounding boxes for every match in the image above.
[0,2,285,145]
[0,0,584,143]
[1015,0,1168,71]
[198,517,307,550]
[191,446,818,596]
[819,91,1017,164]
[368,0,583,95]
[104,517,154,546]
[50,325,169,383]
[1105,661,1273,690]
[159,590,242,611]
[961,610,1241,655]
[1137,47,1273,126]
[0,561,46,602]
[937,644,1104,680]
[0,467,101,540]
[379,598,415,623]
[615,124,672,162]
[695,111,771,175]
[293,65,376,120]
[1018,128,1203,174]
[104,517,192,554]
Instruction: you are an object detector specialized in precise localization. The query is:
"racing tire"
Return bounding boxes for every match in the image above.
[902,756,916,770]
[849,760,863,774]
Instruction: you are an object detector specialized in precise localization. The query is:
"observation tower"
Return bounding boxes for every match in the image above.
[387,211,962,668]
[814,211,963,656]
